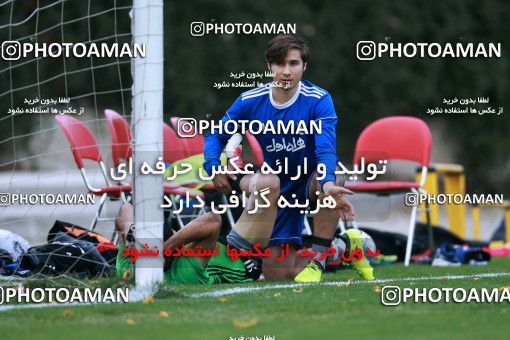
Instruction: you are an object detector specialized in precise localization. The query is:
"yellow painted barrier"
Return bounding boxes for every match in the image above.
[472,206,480,240]
[505,207,510,244]
[472,200,510,242]
[418,163,508,242]
[418,170,439,225]
[418,163,465,238]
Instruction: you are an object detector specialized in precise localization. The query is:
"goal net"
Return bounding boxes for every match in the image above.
[0,0,164,295]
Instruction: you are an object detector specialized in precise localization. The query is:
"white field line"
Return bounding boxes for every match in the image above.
[1,271,509,312]
[0,301,95,312]
[190,272,510,298]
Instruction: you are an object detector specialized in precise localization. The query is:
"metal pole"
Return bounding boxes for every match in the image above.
[132,0,164,287]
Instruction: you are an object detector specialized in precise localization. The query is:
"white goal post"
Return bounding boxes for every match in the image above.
[132,0,164,288]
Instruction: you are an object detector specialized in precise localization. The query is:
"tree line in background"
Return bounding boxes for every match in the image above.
[1,0,508,195]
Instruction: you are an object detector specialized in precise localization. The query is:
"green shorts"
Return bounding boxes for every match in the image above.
[116,242,252,285]
[165,255,214,285]
[206,243,252,284]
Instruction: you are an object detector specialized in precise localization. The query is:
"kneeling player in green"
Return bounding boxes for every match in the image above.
[115,203,253,284]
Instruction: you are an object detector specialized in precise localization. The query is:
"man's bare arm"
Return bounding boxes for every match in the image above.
[163,213,221,250]
[164,212,221,269]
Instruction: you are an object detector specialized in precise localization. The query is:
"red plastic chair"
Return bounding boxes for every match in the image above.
[104,109,132,168]
[164,121,215,189]
[169,116,205,157]
[184,133,205,157]
[55,115,131,230]
[169,117,180,132]
[103,110,203,198]
[344,116,432,266]
[163,122,190,163]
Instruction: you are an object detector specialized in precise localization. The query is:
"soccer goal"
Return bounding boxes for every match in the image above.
[0,0,164,293]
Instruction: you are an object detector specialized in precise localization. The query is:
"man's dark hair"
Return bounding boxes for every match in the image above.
[265,34,309,65]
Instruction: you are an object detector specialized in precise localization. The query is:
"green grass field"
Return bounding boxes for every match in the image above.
[1,258,509,340]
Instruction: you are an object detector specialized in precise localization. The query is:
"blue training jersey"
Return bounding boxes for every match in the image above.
[203,80,339,196]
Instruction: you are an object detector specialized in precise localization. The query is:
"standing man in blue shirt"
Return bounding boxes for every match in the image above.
[204,34,373,282]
